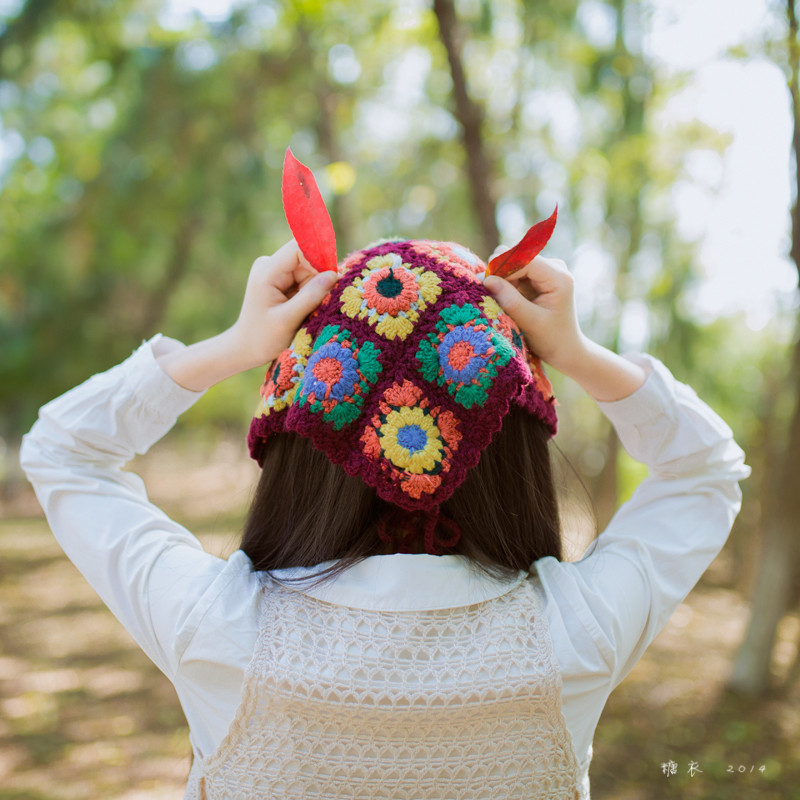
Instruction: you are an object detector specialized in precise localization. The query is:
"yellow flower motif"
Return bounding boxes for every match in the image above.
[297,327,313,348]
[378,406,443,473]
[340,284,365,318]
[481,296,503,320]
[416,269,442,303]
[366,253,399,271]
[375,314,414,340]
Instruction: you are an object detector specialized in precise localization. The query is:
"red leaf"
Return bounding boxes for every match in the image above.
[281,147,338,273]
[486,205,558,279]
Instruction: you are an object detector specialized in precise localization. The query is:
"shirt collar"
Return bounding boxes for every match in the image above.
[268,554,527,612]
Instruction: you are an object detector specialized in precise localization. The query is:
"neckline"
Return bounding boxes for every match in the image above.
[267,553,528,611]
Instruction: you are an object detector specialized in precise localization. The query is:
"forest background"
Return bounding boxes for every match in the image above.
[1,0,799,798]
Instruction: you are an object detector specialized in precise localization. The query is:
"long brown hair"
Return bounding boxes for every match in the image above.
[241,406,563,582]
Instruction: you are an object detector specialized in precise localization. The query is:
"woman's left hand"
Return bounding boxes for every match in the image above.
[483,254,646,402]
[155,240,338,392]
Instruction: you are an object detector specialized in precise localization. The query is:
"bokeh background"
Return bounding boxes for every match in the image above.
[1,0,799,798]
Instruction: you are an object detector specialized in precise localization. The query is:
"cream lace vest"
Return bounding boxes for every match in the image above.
[185,574,585,799]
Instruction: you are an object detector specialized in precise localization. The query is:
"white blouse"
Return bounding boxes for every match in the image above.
[20,336,749,783]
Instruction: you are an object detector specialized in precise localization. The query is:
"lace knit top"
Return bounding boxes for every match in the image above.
[185,574,583,800]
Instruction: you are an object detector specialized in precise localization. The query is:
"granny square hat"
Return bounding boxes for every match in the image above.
[247,151,558,527]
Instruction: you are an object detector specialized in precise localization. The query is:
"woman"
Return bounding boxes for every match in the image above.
[21,234,749,798]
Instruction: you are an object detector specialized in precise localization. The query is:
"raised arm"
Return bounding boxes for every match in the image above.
[484,256,646,402]
[156,240,336,391]
[484,257,750,688]
[19,240,337,679]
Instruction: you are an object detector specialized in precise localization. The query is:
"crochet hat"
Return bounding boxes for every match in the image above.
[247,150,558,551]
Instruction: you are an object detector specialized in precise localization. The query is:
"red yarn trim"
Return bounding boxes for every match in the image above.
[378,507,462,555]
[377,509,420,554]
[427,512,462,554]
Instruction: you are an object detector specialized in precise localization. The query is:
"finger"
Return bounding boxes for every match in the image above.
[276,270,339,330]
[296,247,314,273]
[282,264,328,301]
[256,240,317,293]
[506,277,540,303]
[483,276,544,329]
[504,255,570,293]
[290,241,327,285]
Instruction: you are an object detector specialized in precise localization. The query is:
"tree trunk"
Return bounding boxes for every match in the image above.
[728,0,800,695]
[432,0,500,255]
[729,338,800,693]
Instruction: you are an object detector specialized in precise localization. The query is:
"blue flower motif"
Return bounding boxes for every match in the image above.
[296,325,383,430]
[396,423,428,454]
[416,303,514,409]
[438,326,492,383]
[303,342,361,402]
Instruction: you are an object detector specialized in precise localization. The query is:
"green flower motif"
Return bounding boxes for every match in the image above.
[416,303,513,409]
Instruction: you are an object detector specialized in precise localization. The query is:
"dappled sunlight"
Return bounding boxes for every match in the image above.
[1,0,798,796]
[592,586,798,797]
[0,497,202,799]
[130,437,258,544]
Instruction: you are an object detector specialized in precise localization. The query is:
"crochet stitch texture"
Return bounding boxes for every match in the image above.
[185,576,584,799]
[248,239,557,515]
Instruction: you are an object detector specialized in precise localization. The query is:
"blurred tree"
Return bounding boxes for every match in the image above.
[432,0,500,255]
[587,0,650,527]
[729,0,800,696]
[0,1,356,435]
[549,0,720,523]
[0,0,777,552]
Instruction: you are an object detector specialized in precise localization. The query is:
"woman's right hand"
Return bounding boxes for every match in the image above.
[228,239,338,371]
[155,240,337,392]
[483,256,646,402]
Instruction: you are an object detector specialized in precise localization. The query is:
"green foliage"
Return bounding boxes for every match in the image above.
[179,367,265,430]
[0,0,791,517]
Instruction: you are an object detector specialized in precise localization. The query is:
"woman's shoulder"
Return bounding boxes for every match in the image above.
[175,550,263,671]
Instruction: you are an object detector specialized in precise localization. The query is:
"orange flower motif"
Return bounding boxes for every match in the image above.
[340,252,442,340]
[256,328,313,416]
[361,265,419,315]
[410,241,485,280]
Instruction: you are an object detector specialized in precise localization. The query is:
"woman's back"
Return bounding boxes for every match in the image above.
[20,336,747,798]
[188,576,582,799]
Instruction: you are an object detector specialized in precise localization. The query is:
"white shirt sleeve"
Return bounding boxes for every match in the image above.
[536,353,750,691]
[18,335,235,681]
